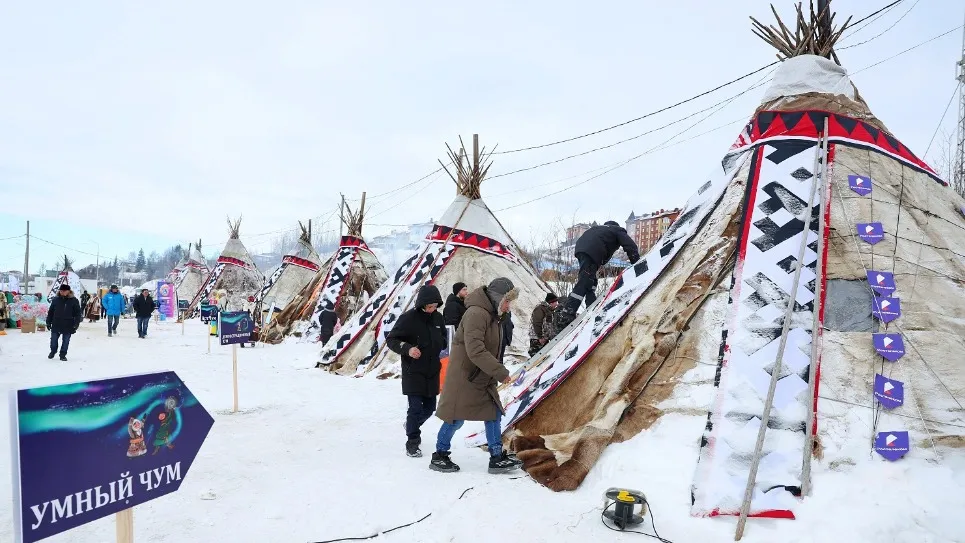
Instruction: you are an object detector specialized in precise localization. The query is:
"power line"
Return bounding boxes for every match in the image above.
[0,234,26,242]
[839,0,905,42]
[924,83,962,157]
[838,0,920,50]
[492,62,780,156]
[852,25,964,75]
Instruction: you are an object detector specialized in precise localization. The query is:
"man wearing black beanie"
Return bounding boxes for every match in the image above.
[443,281,468,326]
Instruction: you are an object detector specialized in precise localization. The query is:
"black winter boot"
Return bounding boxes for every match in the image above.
[488,451,522,474]
[429,451,460,473]
[47,352,55,359]
[405,439,422,458]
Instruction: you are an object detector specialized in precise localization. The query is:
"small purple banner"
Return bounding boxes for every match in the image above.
[874,431,910,461]
[873,373,904,409]
[866,270,896,296]
[848,174,873,196]
[873,333,906,361]
[156,281,176,320]
[857,222,885,244]
[219,311,254,346]
[10,371,214,543]
[872,295,901,323]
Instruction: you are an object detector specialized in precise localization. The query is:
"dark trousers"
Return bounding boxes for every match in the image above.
[406,395,437,442]
[137,317,150,337]
[565,253,600,312]
[107,315,119,333]
[49,330,72,355]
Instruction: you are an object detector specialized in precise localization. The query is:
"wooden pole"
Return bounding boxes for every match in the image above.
[115,508,133,543]
[232,344,239,413]
[801,118,830,496]
[339,194,345,239]
[23,221,29,294]
[735,138,823,541]
[359,192,367,223]
[207,315,212,354]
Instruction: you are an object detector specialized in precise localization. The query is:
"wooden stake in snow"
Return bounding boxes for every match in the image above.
[232,344,239,413]
[734,131,824,541]
[801,118,830,496]
[115,508,133,543]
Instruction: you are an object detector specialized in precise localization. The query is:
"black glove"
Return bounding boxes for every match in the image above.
[45,322,51,329]
[73,327,79,334]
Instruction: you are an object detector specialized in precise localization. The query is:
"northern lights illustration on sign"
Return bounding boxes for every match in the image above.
[219,310,253,346]
[10,371,214,543]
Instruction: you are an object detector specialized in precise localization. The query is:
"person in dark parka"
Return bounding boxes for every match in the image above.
[46,284,82,361]
[563,221,640,317]
[443,282,468,326]
[386,284,447,458]
[318,309,338,344]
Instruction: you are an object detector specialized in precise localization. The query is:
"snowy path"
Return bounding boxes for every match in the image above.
[2,319,964,542]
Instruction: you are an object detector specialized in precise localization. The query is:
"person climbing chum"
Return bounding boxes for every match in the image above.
[133,288,155,338]
[46,284,82,361]
[529,292,560,356]
[443,281,468,326]
[102,284,126,337]
[560,220,640,327]
[431,277,524,474]
[386,284,447,459]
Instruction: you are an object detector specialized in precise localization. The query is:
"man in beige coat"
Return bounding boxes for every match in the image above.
[430,277,524,474]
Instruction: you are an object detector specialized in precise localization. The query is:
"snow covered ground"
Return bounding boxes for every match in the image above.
[2,318,964,542]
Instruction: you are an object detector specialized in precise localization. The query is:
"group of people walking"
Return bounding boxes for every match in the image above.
[386,220,640,475]
[45,284,158,360]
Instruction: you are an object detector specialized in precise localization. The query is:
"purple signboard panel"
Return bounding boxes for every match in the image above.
[874,431,910,461]
[866,270,896,296]
[10,371,213,543]
[848,174,873,196]
[872,295,902,323]
[873,373,904,409]
[857,222,885,245]
[873,333,906,361]
[156,282,176,320]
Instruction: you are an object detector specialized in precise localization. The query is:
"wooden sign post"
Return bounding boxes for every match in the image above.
[115,509,133,543]
[232,344,239,413]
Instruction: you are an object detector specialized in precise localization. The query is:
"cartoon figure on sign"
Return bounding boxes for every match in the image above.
[127,417,148,457]
[152,396,180,455]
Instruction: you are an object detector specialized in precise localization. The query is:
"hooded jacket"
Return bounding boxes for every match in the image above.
[386,285,447,397]
[435,286,511,423]
[101,291,127,316]
[442,293,467,326]
[133,293,155,318]
[574,223,640,265]
[46,293,83,333]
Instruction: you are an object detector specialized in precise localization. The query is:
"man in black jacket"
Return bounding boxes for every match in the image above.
[46,284,82,361]
[442,282,468,326]
[563,221,640,318]
[133,289,155,338]
[386,285,447,458]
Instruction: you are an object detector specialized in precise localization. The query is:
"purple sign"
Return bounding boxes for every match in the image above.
[874,431,910,461]
[873,333,906,361]
[848,174,873,196]
[872,295,901,323]
[873,373,904,409]
[866,270,896,296]
[156,281,176,320]
[856,222,885,244]
[10,371,213,543]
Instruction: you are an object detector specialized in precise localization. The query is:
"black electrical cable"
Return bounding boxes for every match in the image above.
[600,499,673,543]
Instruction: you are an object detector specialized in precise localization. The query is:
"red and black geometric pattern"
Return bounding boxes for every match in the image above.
[282,255,321,272]
[427,225,515,261]
[729,110,944,186]
[340,235,372,253]
[217,255,254,270]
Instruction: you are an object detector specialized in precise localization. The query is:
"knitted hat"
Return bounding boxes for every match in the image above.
[58,284,70,291]
[452,282,467,296]
[545,292,558,303]
[486,277,518,307]
[604,220,620,227]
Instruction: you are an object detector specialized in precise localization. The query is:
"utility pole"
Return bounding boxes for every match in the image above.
[953,13,965,198]
[23,221,30,294]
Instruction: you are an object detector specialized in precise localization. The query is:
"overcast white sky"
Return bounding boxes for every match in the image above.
[1,1,962,273]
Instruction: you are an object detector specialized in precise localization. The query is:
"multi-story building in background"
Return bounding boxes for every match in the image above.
[625,208,682,254]
[565,222,596,245]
